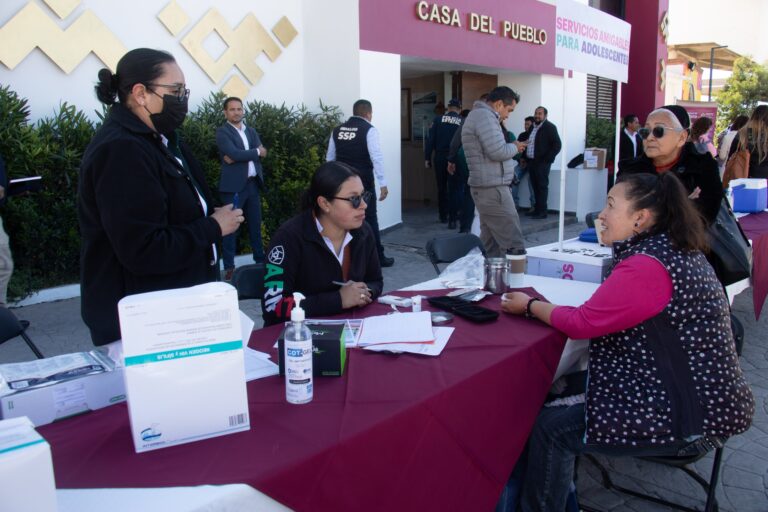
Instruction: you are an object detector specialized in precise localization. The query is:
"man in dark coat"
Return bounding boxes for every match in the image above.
[425,98,463,227]
[216,97,267,280]
[522,106,562,219]
[619,113,643,162]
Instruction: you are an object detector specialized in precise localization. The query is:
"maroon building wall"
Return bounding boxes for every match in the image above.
[621,0,669,122]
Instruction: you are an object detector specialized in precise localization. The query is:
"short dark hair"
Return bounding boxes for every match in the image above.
[730,115,749,131]
[95,48,176,105]
[353,99,372,117]
[690,116,713,140]
[223,97,242,110]
[302,161,361,216]
[525,116,535,123]
[616,172,708,252]
[487,86,520,106]
[536,106,548,115]
[623,114,639,127]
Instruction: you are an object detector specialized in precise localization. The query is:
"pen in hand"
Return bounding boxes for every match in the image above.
[232,193,239,210]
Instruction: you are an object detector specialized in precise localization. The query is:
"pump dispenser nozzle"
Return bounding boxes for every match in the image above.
[291,292,306,322]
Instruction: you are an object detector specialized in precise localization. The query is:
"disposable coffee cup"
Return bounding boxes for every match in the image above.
[594,218,606,246]
[505,249,526,288]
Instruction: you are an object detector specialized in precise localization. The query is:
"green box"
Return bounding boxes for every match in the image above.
[277,323,347,377]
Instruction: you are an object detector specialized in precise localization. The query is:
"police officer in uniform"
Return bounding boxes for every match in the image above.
[326,99,393,267]
[425,98,463,228]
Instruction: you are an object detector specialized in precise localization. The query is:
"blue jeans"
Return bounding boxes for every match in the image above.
[220,178,264,269]
[499,403,689,511]
[511,164,534,208]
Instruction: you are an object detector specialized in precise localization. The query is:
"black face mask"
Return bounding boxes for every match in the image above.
[147,94,188,136]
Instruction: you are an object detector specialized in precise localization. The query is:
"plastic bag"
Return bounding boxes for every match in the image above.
[437,247,485,288]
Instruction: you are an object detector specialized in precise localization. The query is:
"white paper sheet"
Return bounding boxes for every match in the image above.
[364,327,454,356]
[243,349,279,381]
[357,311,435,346]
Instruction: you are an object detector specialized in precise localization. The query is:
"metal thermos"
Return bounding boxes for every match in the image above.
[484,257,508,294]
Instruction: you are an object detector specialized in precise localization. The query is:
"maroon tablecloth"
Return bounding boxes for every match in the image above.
[38,290,566,512]
[739,212,768,319]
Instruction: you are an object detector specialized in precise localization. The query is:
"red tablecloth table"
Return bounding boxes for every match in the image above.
[38,291,566,512]
[739,212,768,319]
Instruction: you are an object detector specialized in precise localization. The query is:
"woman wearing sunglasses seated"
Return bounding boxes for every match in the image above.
[618,105,721,224]
[261,161,383,326]
[498,172,754,511]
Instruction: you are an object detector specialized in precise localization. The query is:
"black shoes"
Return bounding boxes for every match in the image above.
[380,255,395,267]
[530,212,547,219]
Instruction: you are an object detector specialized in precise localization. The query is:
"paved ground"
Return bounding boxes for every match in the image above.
[1,206,766,511]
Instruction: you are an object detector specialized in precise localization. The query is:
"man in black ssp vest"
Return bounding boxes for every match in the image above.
[425,98,463,228]
[326,99,394,267]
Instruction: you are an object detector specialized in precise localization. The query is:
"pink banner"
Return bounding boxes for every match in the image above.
[360,0,558,75]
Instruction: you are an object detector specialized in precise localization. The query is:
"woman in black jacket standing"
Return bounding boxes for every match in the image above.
[79,48,243,346]
[618,105,722,224]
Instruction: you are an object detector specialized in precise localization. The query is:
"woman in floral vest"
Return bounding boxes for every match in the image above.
[499,172,754,511]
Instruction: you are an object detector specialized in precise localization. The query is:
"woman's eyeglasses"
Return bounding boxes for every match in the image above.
[147,83,190,102]
[638,125,684,140]
[333,190,373,209]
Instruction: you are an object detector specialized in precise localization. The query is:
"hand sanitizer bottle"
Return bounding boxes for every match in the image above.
[284,292,313,404]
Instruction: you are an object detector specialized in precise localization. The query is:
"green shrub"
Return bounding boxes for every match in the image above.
[0,90,95,300]
[585,114,615,162]
[0,86,343,299]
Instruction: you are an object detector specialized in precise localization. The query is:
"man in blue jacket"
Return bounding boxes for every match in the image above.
[216,97,267,280]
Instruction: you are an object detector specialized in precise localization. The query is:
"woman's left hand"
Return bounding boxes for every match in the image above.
[500,292,532,315]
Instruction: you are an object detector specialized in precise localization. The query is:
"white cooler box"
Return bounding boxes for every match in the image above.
[527,239,613,283]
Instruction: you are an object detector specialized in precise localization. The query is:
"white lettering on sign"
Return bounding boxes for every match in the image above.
[337,131,357,141]
[414,2,547,47]
[416,2,461,27]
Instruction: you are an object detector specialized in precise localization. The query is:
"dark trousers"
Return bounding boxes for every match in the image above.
[220,178,264,269]
[433,152,449,221]
[528,160,552,213]
[364,185,385,258]
[459,181,474,232]
[498,403,691,512]
[447,171,463,222]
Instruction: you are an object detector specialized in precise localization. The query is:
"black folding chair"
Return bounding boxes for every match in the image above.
[0,306,44,359]
[581,440,726,512]
[230,263,266,300]
[425,233,485,275]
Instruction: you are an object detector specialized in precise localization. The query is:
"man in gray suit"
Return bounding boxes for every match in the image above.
[216,97,267,280]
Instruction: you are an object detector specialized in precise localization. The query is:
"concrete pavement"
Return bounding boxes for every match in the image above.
[1,206,766,511]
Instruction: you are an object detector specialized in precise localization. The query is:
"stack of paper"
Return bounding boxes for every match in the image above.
[364,327,454,356]
[357,311,434,346]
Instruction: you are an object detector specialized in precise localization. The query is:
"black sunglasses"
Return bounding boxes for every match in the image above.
[638,125,684,140]
[333,190,372,209]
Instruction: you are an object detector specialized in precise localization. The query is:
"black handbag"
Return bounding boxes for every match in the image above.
[707,197,752,286]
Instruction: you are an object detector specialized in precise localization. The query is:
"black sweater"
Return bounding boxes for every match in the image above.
[618,142,722,224]
[78,104,221,345]
[262,210,383,326]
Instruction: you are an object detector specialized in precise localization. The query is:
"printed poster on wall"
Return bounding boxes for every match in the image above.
[554,0,631,83]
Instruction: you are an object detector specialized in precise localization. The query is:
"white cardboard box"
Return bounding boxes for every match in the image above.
[0,367,125,427]
[527,238,613,283]
[0,350,125,427]
[0,417,57,512]
[119,282,249,453]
